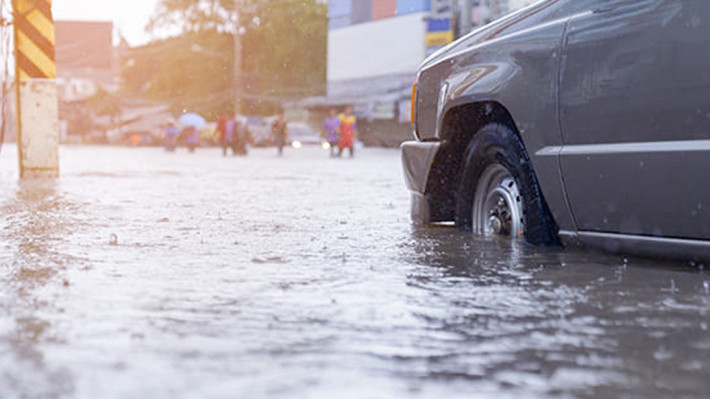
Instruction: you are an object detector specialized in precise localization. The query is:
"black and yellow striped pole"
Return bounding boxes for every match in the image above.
[13,0,59,178]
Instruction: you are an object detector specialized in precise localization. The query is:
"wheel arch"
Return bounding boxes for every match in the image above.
[426,100,561,245]
[425,100,521,222]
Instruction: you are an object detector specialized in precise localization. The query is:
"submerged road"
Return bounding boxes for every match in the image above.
[0,144,709,398]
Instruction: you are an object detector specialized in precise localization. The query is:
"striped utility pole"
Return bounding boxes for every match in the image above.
[12,0,59,178]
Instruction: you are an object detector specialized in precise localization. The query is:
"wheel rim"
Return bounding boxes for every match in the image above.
[472,164,525,238]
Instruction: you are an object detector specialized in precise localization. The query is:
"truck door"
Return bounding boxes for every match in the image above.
[559,0,710,239]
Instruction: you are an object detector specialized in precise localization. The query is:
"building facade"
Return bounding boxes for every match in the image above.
[54,21,129,142]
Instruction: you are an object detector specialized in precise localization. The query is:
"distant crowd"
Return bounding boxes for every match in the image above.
[159,106,359,158]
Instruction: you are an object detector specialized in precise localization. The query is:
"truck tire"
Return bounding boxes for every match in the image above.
[455,123,560,246]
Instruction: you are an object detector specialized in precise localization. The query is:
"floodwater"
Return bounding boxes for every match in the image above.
[0,143,709,398]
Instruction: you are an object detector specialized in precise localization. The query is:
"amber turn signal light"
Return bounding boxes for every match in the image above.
[410,83,417,125]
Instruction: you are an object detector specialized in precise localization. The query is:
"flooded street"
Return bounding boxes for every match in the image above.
[1,143,709,398]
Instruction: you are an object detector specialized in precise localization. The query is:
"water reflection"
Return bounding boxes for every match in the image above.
[0,179,78,397]
[400,225,710,396]
[0,145,708,398]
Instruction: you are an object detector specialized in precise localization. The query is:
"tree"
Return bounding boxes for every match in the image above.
[123,0,326,117]
[240,0,327,113]
[146,0,238,35]
[123,30,235,119]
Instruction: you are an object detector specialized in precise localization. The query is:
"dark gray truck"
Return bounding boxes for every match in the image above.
[402,0,710,260]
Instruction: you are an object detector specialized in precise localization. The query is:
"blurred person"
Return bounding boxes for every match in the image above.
[234,116,251,156]
[323,108,340,157]
[270,111,288,156]
[226,117,239,155]
[163,121,179,152]
[184,126,199,152]
[338,106,357,158]
[216,113,233,156]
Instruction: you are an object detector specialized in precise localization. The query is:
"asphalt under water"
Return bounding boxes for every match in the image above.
[0,144,709,398]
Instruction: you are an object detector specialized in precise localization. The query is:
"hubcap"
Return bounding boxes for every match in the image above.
[472,164,525,238]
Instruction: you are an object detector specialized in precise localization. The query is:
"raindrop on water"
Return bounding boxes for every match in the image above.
[703,281,709,296]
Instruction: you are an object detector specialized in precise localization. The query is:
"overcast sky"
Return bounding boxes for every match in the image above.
[52,0,160,46]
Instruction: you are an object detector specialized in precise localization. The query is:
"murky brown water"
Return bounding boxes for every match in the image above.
[0,144,709,398]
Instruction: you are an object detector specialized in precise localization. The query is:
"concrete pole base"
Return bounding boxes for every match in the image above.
[17,79,59,179]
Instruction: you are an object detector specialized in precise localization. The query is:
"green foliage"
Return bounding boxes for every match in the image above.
[123,0,326,118]
[146,0,236,34]
[240,0,327,113]
[124,31,234,120]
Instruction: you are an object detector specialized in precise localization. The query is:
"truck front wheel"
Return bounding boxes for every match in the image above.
[455,123,560,246]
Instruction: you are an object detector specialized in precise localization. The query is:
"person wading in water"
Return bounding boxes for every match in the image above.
[337,106,357,158]
[271,110,288,156]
